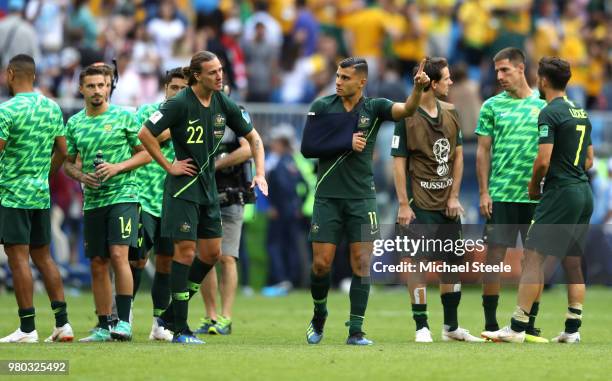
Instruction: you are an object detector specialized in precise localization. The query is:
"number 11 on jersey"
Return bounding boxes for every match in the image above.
[368,211,378,231]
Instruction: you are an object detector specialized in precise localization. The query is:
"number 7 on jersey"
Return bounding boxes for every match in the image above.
[574,125,585,166]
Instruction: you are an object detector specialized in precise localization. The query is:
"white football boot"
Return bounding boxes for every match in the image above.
[415,327,433,343]
[149,318,173,341]
[44,323,74,342]
[0,328,38,343]
[442,327,486,342]
[551,331,580,343]
[481,326,525,343]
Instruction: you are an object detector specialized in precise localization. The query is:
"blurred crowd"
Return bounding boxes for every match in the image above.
[0,0,610,116]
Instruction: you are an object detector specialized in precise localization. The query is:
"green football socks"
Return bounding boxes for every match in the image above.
[412,304,429,330]
[348,275,370,335]
[565,305,582,334]
[131,266,143,299]
[169,261,190,332]
[151,272,170,317]
[310,270,331,317]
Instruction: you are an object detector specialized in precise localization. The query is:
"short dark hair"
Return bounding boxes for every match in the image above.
[186,50,218,86]
[413,57,448,92]
[338,57,368,77]
[91,62,114,80]
[493,47,526,66]
[79,65,107,85]
[7,54,35,77]
[538,56,571,90]
[165,67,187,85]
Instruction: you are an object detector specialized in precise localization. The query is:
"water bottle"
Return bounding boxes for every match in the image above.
[93,151,105,187]
[93,151,105,168]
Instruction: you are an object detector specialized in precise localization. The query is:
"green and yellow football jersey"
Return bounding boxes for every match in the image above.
[66,104,141,210]
[0,92,65,209]
[538,96,592,190]
[475,90,546,203]
[310,94,394,199]
[144,88,252,206]
[135,102,175,217]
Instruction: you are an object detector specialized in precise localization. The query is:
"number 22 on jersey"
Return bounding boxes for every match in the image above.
[187,125,204,144]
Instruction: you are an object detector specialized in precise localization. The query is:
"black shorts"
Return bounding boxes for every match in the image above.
[129,209,174,261]
[525,183,593,258]
[483,202,536,248]
[309,197,379,244]
[397,206,463,263]
[161,196,222,241]
[84,203,139,258]
[0,206,51,245]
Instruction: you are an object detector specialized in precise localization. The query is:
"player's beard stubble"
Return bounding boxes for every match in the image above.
[90,95,104,107]
[537,80,546,100]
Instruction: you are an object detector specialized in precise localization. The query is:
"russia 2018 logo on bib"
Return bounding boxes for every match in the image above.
[433,138,450,176]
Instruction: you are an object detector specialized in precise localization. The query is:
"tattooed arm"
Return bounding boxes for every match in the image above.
[243,129,268,196]
[64,153,100,188]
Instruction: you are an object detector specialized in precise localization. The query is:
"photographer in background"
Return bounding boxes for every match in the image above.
[195,104,256,335]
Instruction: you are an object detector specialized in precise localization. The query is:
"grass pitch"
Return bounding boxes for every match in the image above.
[1,286,611,381]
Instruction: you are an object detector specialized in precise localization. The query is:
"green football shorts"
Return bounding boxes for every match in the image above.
[483,202,536,248]
[84,203,139,258]
[128,208,174,260]
[525,182,593,258]
[396,205,463,262]
[0,206,51,246]
[161,196,222,241]
[309,197,379,244]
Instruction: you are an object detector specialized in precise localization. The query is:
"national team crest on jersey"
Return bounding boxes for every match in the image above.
[179,222,192,233]
[311,223,319,234]
[214,114,226,127]
[358,115,370,129]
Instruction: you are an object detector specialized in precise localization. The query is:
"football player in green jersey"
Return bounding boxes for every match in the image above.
[306,57,430,346]
[139,51,267,344]
[63,65,152,342]
[195,87,253,336]
[483,57,593,344]
[0,55,74,343]
[129,67,187,341]
[475,48,548,342]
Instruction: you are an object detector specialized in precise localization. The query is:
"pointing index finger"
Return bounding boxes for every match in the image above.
[416,58,426,75]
